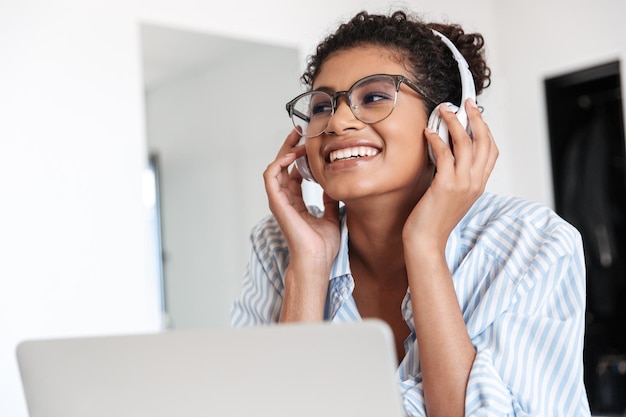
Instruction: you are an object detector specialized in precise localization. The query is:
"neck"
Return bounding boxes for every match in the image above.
[344,192,418,281]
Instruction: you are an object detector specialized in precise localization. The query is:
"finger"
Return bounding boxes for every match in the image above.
[465,100,498,173]
[264,152,298,196]
[276,129,305,159]
[287,176,307,214]
[287,162,304,197]
[465,100,499,182]
[424,127,454,169]
[266,152,299,179]
[439,103,472,170]
[464,99,491,168]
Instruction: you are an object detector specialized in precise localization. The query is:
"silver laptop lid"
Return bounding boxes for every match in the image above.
[17,319,404,417]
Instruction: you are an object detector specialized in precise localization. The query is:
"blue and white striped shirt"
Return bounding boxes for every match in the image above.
[231,192,591,416]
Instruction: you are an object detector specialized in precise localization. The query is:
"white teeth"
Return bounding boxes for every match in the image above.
[330,146,379,162]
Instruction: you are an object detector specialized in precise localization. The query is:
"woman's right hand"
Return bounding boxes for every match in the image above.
[263,130,341,320]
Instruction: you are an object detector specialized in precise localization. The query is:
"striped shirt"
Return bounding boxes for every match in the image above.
[231,192,591,416]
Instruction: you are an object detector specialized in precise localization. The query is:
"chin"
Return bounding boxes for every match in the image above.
[322,177,387,203]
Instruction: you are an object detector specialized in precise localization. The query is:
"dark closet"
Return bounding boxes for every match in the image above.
[545,61,626,414]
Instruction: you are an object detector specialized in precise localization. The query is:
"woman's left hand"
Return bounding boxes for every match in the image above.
[403,98,498,251]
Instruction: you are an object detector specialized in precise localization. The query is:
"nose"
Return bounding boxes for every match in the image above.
[325,94,365,135]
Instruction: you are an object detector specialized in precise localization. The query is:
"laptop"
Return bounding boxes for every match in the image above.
[16,319,404,417]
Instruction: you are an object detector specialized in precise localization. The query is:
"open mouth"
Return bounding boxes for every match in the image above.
[329,146,380,162]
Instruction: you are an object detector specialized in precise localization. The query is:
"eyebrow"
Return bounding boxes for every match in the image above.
[310,85,335,93]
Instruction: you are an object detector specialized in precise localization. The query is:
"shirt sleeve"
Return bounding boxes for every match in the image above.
[400,220,590,416]
[230,215,286,327]
[462,222,590,416]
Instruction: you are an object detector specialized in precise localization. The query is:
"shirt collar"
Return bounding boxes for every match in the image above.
[329,206,351,280]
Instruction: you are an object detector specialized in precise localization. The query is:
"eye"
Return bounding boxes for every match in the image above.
[361,91,394,105]
[353,78,396,108]
[309,93,333,117]
[311,101,332,116]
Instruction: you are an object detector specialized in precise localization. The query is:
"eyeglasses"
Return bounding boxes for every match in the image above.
[285,74,435,138]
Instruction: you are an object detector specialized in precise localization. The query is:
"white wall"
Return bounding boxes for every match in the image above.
[0,2,164,416]
[1,0,624,416]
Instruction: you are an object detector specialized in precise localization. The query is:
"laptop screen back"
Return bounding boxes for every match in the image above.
[17,320,404,417]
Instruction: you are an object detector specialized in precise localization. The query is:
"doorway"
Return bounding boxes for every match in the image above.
[140,23,302,329]
[545,61,626,413]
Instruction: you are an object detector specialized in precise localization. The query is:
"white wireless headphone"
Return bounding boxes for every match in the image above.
[296,29,477,181]
[427,29,477,164]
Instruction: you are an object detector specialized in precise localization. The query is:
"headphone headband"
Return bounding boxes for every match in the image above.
[430,29,476,108]
[425,29,478,164]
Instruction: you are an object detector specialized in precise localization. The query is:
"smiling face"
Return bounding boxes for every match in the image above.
[305,45,435,206]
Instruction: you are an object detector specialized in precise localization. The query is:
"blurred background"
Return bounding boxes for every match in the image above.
[1,0,625,415]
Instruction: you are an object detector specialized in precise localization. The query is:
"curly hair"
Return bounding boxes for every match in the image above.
[302,10,492,113]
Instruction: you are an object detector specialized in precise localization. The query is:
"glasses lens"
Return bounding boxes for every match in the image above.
[350,75,397,123]
[290,91,333,137]
[288,76,399,136]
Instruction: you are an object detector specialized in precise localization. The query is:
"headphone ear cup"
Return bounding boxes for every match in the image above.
[295,154,316,182]
[427,102,458,164]
[294,137,316,182]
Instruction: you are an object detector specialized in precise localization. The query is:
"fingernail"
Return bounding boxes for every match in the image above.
[425,127,436,134]
[467,98,478,108]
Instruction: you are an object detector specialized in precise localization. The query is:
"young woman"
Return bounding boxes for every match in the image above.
[231,10,590,417]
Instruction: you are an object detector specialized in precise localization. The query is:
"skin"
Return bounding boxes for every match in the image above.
[263,45,498,417]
